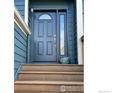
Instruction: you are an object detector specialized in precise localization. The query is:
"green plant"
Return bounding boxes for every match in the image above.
[60,56,69,64]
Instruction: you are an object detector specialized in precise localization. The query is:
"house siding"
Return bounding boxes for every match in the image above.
[14,0,25,19]
[29,0,77,64]
[67,1,77,64]
[14,23,27,80]
[28,11,32,63]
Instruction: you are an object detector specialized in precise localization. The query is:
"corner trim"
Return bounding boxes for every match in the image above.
[14,6,31,36]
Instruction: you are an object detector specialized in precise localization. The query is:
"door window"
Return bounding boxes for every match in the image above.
[60,14,65,55]
[39,14,52,20]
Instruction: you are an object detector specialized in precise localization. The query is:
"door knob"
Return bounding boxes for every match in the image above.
[53,35,56,40]
[53,37,56,41]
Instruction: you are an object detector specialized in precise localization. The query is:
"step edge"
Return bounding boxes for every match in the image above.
[22,64,84,66]
[19,71,83,75]
[15,81,84,85]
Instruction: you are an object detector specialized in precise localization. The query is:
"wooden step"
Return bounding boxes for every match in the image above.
[21,64,83,72]
[15,64,84,93]
[14,91,84,93]
[15,81,84,92]
[18,71,84,81]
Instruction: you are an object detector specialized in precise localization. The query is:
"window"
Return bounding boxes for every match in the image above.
[60,15,65,55]
[39,14,52,20]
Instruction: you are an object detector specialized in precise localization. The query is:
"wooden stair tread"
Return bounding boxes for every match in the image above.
[19,71,83,75]
[15,81,84,85]
[22,64,83,66]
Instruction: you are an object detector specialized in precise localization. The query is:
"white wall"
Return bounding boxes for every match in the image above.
[76,0,84,64]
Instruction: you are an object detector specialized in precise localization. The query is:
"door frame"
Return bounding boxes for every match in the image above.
[30,8,68,63]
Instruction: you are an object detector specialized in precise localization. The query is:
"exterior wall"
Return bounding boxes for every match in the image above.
[67,1,77,64]
[14,7,31,80]
[28,11,32,63]
[30,0,68,9]
[14,0,25,19]
[29,0,77,64]
[14,0,83,65]
[73,1,78,64]
[14,23,27,80]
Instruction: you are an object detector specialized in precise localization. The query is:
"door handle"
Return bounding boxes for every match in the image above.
[53,35,56,48]
[53,37,56,41]
[53,35,56,42]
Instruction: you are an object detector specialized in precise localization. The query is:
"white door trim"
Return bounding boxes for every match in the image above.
[76,0,84,64]
[25,0,29,24]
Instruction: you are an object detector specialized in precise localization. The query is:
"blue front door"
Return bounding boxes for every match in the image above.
[32,11,57,62]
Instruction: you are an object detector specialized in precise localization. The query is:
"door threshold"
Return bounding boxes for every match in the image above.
[29,62,60,64]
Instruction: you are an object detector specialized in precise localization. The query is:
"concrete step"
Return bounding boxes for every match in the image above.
[21,64,83,72]
[15,81,84,92]
[18,71,83,81]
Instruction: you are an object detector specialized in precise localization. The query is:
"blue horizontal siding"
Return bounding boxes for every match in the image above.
[14,25,27,40]
[14,54,26,63]
[14,62,23,70]
[15,45,26,57]
[14,36,26,48]
[16,6,25,11]
[19,10,25,16]
[14,0,25,19]
[67,1,77,64]
[14,23,27,80]
[14,32,27,46]
[15,2,25,5]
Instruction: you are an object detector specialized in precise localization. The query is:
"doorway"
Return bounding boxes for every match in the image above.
[31,10,67,63]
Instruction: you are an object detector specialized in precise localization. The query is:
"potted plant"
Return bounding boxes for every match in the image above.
[60,56,70,64]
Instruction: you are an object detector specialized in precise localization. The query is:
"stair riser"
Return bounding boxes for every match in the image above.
[19,74,83,81]
[15,85,83,92]
[21,66,83,72]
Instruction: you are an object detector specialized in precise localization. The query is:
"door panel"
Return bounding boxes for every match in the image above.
[32,12,57,62]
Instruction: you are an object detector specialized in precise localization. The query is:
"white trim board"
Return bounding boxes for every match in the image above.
[25,0,29,24]
[14,6,31,36]
[76,0,84,64]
